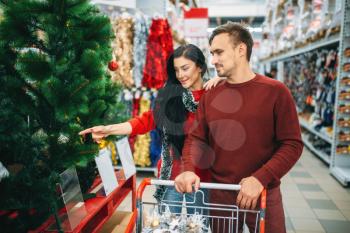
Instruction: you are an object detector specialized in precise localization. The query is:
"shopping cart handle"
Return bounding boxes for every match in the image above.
[150,179,241,191]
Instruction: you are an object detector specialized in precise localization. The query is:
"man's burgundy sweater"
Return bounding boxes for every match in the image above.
[182,74,303,189]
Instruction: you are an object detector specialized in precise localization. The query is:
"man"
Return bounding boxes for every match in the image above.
[265,67,277,79]
[270,67,277,79]
[174,22,303,233]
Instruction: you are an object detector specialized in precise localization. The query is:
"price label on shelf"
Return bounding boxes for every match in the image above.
[116,137,136,180]
[95,148,118,195]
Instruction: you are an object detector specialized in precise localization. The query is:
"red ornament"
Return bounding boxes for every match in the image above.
[108,60,118,71]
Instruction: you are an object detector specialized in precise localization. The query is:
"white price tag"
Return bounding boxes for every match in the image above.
[95,148,118,195]
[116,137,136,179]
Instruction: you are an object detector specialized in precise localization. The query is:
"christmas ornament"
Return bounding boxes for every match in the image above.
[58,133,70,144]
[108,60,119,71]
[32,129,48,142]
[35,29,46,42]
[143,19,174,89]
[0,161,9,181]
[98,140,118,165]
[111,16,135,87]
[133,13,150,88]
[141,203,210,232]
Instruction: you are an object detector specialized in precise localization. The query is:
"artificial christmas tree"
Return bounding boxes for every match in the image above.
[0,0,125,232]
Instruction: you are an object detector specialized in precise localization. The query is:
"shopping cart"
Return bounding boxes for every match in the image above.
[136,178,266,233]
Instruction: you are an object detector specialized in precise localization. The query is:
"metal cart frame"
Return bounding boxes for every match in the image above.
[136,178,267,233]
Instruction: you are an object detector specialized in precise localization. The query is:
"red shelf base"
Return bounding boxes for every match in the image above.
[30,171,136,233]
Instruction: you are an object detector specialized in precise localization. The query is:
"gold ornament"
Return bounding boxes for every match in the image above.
[151,219,159,228]
[35,30,46,42]
[110,17,135,88]
[98,139,118,165]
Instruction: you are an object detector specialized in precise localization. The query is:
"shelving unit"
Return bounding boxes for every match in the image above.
[260,33,340,63]
[32,171,136,233]
[330,166,350,185]
[93,1,165,177]
[260,0,350,185]
[302,134,331,164]
[299,117,333,144]
[114,165,158,176]
[330,0,350,185]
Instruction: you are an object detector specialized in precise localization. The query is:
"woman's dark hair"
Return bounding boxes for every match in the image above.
[153,44,207,159]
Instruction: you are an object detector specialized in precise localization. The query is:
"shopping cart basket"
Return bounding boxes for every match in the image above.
[136,178,266,233]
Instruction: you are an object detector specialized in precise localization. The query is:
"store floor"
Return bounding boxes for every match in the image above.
[118,148,350,233]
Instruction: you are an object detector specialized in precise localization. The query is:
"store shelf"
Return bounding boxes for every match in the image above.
[33,174,136,233]
[302,135,331,165]
[330,167,350,186]
[260,33,340,63]
[299,117,333,144]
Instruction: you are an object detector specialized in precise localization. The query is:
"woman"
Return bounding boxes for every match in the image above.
[79,44,223,213]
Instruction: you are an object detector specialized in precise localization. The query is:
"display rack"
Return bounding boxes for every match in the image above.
[302,134,331,164]
[32,171,136,233]
[93,1,164,176]
[260,0,350,185]
[260,33,340,63]
[114,165,158,176]
[330,0,350,185]
[299,117,333,144]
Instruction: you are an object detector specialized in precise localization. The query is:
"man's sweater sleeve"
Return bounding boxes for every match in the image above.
[182,96,210,172]
[252,84,304,187]
[128,110,156,136]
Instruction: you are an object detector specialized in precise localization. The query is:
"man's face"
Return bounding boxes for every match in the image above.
[210,33,239,77]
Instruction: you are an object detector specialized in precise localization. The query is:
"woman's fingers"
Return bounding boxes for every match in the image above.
[79,128,92,135]
[79,125,107,136]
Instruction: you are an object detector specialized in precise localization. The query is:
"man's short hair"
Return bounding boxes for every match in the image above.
[209,22,254,62]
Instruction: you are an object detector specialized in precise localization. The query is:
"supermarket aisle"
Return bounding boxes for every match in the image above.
[282,148,350,233]
[119,147,350,233]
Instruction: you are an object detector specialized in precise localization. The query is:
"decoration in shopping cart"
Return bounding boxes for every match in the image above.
[141,202,210,233]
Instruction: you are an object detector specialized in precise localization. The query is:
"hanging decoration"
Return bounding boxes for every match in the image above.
[98,140,118,165]
[111,16,135,87]
[133,13,150,88]
[143,18,174,89]
[133,93,152,167]
[0,161,9,182]
[108,60,119,71]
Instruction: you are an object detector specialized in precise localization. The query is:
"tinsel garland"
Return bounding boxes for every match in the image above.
[133,13,150,88]
[143,19,174,89]
[111,17,135,87]
[133,97,152,167]
[98,140,118,166]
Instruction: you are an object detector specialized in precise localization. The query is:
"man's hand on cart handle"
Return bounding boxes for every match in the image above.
[174,171,200,193]
[236,176,264,210]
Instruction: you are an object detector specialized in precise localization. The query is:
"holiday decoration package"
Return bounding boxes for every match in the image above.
[141,204,210,233]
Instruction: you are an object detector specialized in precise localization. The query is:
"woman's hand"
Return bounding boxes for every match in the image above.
[203,76,226,90]
[79,125,111,143]
[79,122,132,143]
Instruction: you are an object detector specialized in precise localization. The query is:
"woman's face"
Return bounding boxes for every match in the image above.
[174,56,203,90]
